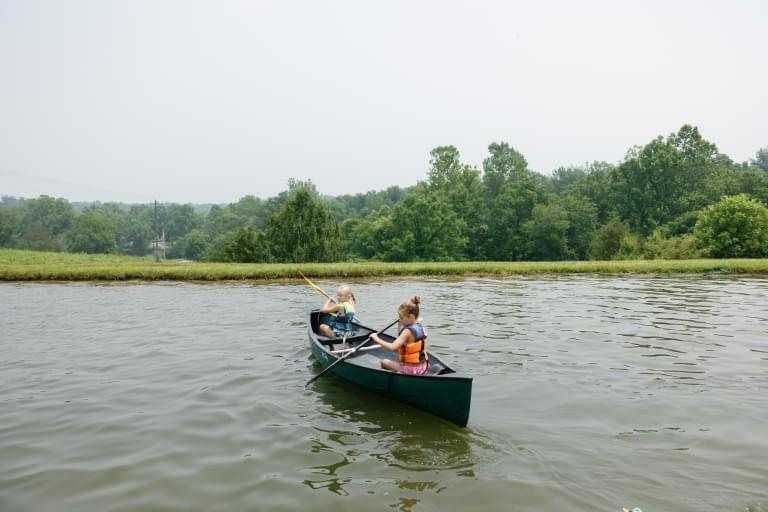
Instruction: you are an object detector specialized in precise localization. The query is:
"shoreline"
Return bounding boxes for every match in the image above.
[2,250,767,281]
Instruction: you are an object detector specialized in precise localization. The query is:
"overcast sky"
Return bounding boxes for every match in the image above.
[1,0,766,204]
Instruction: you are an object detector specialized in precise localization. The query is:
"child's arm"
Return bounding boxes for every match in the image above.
[320,297,342,314]
[370,329,410,352]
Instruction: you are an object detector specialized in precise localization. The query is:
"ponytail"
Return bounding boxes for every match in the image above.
[399,296,421,318]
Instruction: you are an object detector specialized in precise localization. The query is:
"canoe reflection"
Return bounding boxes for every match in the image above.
[302,372,479,501]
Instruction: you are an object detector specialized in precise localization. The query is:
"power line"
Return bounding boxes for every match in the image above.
[0,167,157,204]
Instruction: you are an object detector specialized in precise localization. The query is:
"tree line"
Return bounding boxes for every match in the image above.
[2,125,767,261]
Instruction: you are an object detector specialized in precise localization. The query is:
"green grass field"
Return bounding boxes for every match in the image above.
[1,249,767,281]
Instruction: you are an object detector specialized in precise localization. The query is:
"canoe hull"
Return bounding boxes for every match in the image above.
[307,310,472,427]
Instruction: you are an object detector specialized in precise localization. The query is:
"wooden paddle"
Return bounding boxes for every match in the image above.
[305,318,398,388]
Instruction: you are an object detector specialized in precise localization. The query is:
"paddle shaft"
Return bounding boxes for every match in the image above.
[300,272,336,303]
[305,318,399,387]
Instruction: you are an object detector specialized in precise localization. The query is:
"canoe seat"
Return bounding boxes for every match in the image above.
[316,331,371,346]
[316,336,335,346]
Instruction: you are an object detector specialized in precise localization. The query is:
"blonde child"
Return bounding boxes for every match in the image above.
[318,285,356,338]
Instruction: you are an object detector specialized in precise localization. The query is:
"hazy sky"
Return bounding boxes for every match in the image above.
[1,0,766,204]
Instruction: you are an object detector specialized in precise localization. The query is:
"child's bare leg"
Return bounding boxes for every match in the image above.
[381,359,400,372]
[319,324,334,337]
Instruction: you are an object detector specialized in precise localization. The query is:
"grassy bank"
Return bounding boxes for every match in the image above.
[2,249,768,281]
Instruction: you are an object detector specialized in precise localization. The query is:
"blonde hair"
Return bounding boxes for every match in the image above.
[399,295,420,318]
[337,285,355,303]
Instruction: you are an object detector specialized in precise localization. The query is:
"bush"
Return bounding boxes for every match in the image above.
[693,194,768,258]
[589,215,641,260]
[642,229,700,259]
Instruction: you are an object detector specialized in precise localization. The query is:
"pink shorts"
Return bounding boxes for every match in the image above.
[400,361,428,376]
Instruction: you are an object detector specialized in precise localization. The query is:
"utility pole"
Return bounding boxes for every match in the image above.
[152,200,165,262]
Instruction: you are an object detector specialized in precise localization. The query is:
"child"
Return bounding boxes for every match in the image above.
[318,285,356,338]
[369,296,429,375]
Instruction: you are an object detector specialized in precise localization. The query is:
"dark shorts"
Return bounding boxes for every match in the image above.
[319,313,333,327]
[319,314,348,337]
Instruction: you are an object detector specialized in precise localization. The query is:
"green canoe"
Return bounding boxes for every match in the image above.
[307,309,473,427]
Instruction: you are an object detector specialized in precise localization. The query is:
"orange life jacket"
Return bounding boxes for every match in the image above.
[399,323,428,364]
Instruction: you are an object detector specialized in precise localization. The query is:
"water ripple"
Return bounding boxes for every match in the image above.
[2,277,767,512]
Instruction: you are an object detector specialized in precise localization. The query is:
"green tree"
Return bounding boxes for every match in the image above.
[15,195,74,251]
[427,147,481,210]
[16,223,61,251]
[66,210,117,253]
[202,195,274,240]
[735,168,768,204]
[332,186,408,220]
[523,201,571,260]
[567,162,616,224]
[550,166,588,195]
[559,194,598,259]
[664,211,700,236]
[204,204,243,238]
[16,195,74,236]
[614,125,720,234]
[222,226,269,262]
[231,195,273,229]
[265,185,342,263]
[479,142,543,260]
[427,146,464,190]
[701,162,740,203]
[589,215,637,260]
[202,232,233,262]
[0,207,21,247]
[341,208,396,260]
[165,204,200,242]
[482,142,529,199]
[379,184,467,261]
[118,205,153,256]
[483,176,543,260]
[693,194,768,258]
[168,229,209,260]
[614,138,678,234]
[753,147,768,173]
[426,146,482,259]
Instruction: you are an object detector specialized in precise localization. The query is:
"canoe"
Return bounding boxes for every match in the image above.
[307,309,473,427]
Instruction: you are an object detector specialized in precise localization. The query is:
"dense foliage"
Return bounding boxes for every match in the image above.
[693,195,768,258]
[2,125,766,262]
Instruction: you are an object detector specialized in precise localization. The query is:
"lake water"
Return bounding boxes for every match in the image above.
[1,276,767,512]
